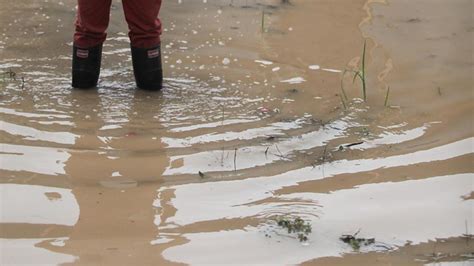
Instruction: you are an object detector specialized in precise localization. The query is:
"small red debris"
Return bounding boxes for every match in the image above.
[125,132,137,137]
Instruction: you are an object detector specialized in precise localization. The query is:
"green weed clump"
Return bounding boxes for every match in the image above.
[277,216,312,242]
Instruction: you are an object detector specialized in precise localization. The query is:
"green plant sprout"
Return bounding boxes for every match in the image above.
[340,40,368,106]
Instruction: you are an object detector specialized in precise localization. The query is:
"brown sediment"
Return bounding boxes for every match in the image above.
[44,191,62,201]
[0,223,73,239]
[462,192,474,201]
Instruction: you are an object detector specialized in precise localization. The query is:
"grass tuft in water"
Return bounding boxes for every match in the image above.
[340,40,368,106]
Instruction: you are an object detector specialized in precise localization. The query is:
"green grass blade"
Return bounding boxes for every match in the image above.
[362,40,367,101]
[352,71,359,84]
[384,86,390,107]
[340,93,347,110]
[340,70,350,101]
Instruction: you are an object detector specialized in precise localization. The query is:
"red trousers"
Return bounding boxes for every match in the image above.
[74,0,162,49]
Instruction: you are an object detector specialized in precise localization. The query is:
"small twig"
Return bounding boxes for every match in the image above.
[273,153,288,159]
[340,70,349,102]
[373,243,393,250]
[353,228,361,237]
[220,148,225,167]
[322,145,328,159]
[321,145,328,178]
[220,104,225,166]
[273,231,298,240]
[221,104,225,125]
[345,141,364,148]
[233,148,237,171]
[464,219,472,245]
[275,144,284,157]
[266,135,276,141]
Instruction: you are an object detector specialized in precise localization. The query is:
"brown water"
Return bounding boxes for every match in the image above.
[1,0,473,265]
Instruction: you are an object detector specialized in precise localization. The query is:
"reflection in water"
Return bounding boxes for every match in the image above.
[57,90,169,264]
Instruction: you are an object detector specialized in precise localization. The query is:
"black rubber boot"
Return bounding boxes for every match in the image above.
[131,45,163,91]
[72,44,102,89]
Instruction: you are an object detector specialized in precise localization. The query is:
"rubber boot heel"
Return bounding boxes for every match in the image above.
[72,44,102,89]
[131,45,163,91]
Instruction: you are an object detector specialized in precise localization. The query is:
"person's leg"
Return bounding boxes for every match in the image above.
[72,0,112,88]
[122,0,162,48]
[123,0,163,90]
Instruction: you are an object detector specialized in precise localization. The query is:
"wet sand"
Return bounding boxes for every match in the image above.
[0,0,473,265]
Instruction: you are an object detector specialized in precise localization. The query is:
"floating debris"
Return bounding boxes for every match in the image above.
[340,230,375,251]
[281,77,306,84]
[198,171,209,179]
[255,59,273,66]
[338,141,364,151]
[222,58,231,65]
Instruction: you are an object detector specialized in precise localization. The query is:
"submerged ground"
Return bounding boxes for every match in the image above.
[0,0,473,265]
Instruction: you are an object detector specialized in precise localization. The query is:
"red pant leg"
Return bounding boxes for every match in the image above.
[74,0,112,48]
[122,0,162,48]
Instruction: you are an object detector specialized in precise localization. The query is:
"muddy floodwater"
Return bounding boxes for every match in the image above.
[1,0,473,265]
